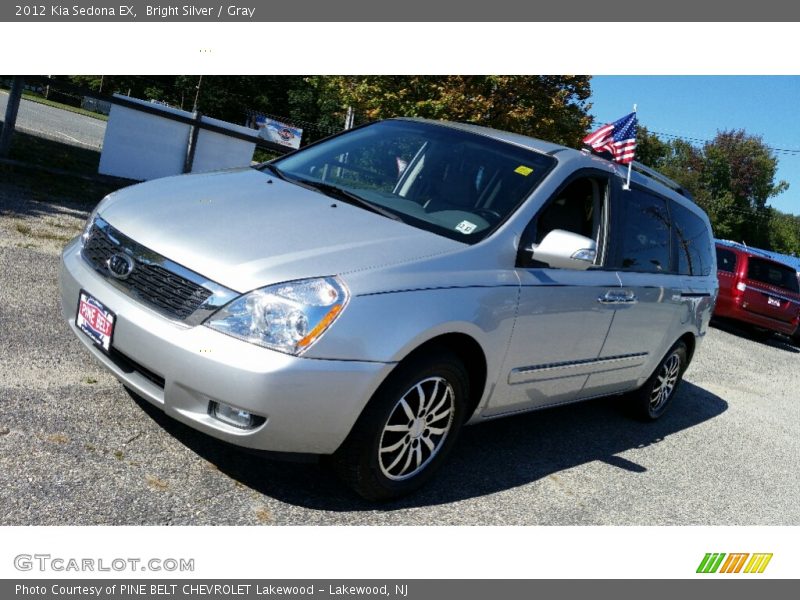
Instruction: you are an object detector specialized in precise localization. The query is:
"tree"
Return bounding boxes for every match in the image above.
[769,209,800,255]
[312,76,593,148]
[634,125,670,169]
[637,129,789,248]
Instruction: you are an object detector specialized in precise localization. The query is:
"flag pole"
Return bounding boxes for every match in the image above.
[623,103,637,191]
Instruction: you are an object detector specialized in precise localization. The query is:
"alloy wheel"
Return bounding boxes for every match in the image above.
[649,352,681,412]
[378,376,455,481]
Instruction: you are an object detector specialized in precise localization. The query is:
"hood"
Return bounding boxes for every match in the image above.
[99,168,462,292]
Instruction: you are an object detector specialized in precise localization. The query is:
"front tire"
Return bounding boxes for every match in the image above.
[628,341,688,421]
[332,350,468,501]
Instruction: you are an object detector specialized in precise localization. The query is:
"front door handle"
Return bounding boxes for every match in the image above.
[598,289,638,304]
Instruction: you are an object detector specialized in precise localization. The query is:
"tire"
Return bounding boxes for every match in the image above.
[331,350,469,501]
[628,341,688,421]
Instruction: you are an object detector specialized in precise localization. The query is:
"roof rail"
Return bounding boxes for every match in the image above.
[630,161,692,199]
[584,146,693,199]
[715,239,785,260]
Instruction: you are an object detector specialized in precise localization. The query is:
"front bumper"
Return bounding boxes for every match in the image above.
[59,238,394,454]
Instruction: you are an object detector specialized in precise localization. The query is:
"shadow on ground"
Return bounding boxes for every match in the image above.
[127,380,727,511]
[710,317,799,354]
[0,130,125,204]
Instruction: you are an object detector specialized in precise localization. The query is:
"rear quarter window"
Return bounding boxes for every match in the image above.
[747,257,800,294]
[672,200,713,276]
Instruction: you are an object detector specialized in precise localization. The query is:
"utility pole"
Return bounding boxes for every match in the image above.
[192,75,203,113]
[0,76,24,158]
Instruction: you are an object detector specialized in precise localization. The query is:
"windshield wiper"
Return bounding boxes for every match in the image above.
[290,178,404,222]
[261,162,288,181]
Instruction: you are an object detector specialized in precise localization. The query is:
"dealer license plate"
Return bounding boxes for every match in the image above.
[76,291,116,352]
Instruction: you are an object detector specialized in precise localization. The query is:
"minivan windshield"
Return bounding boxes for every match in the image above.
[269,120,556,243]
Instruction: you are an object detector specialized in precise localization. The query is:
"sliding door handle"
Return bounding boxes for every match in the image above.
[598,289,638,304]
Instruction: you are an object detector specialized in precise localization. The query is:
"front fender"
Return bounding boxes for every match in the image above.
[304,285,520,402]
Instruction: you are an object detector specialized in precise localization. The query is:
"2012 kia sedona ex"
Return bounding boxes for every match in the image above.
[60,119,718,500]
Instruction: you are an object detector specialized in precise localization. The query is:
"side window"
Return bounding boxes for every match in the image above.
[716,248,737,273]
[671,200,713,276]
[610,188,672,273]
[531,175,606,244]
[535,178,600,242]
[517,175,608,268]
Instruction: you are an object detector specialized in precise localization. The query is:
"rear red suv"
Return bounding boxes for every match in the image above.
[714,241,800,342]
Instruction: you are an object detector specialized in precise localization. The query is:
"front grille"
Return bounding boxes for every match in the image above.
[82,222,212,321]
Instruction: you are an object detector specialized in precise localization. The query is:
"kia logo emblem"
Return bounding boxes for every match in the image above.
[107,253,135,280]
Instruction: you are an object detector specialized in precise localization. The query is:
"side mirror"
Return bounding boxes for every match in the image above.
[529,229,597,270]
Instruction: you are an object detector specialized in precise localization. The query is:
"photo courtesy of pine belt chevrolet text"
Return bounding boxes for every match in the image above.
[59,118,718,500]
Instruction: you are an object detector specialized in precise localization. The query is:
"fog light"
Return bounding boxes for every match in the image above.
[209,401,264,429]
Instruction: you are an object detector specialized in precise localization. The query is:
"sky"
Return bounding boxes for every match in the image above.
[589,76,800,215]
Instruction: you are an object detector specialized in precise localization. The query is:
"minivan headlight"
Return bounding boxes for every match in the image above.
[81,208,100,245]
[204,277,349,355]
[81,193,116,245]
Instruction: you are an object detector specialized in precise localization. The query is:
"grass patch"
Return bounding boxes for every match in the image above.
[252,148,284,163]
[2,131,125,203]
[46,219,75,229]
[14,222,31,235]
[84,376,98,384]
[254,507,272,524]
[1,88,109,121]
[113,450,124,460]
[10,129,101,174]
[145,474,169,491]
[30,230,75,243]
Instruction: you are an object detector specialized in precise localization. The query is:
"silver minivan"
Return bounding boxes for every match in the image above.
[60,118,718,500]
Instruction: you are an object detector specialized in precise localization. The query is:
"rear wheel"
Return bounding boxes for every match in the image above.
[332,351,468,501]
[628,341,688,421]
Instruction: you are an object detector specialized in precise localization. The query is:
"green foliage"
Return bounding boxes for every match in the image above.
[635,126,670,169]
[312,76,593,148]
[637,129,793,250]
[768,209,800,255]
[65,75,593,148]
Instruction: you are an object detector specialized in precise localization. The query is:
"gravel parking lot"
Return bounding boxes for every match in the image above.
[2,180,799,525]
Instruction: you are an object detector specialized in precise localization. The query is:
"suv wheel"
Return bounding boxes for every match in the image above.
[332,351,468,501]
[628,341,688,421]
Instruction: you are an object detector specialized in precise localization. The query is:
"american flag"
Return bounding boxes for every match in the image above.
[583,112,638,164]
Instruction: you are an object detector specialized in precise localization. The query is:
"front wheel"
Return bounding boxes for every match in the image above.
[332,351,468,501]
[628,341,688,421]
